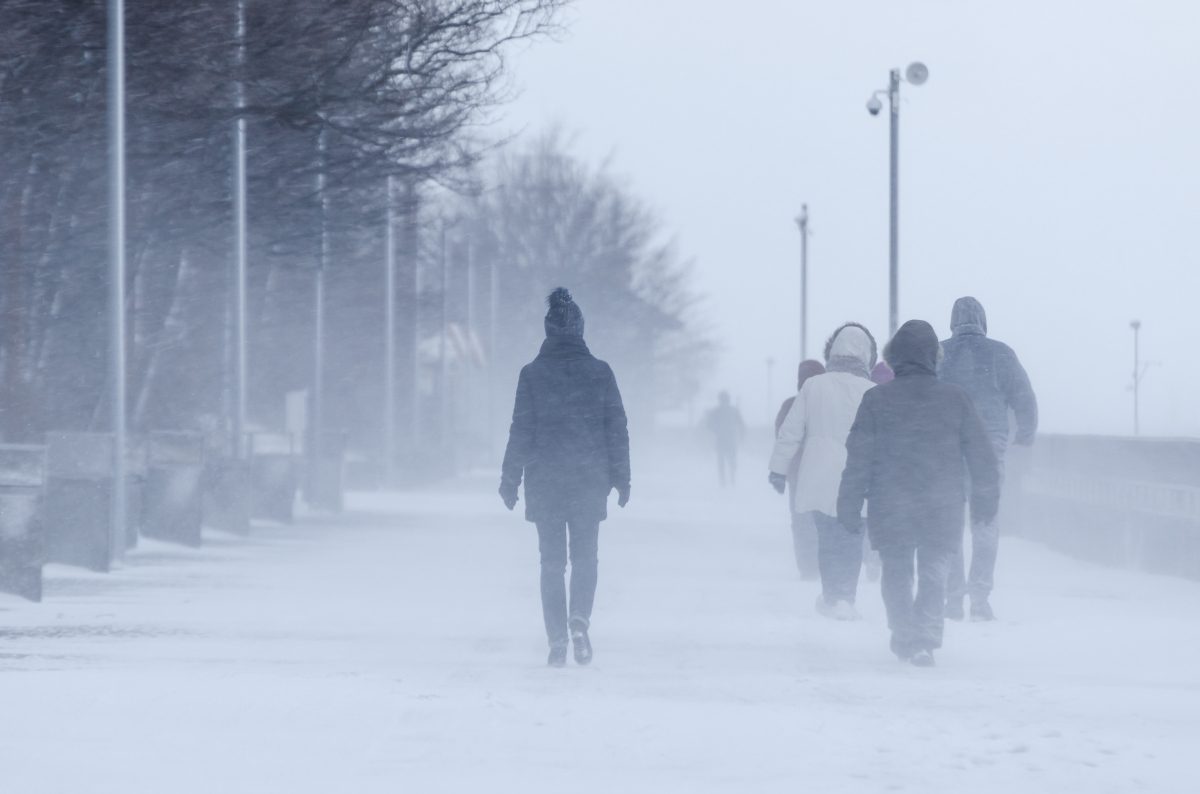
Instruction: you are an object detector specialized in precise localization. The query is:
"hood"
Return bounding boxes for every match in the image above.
[797,359,825,391]
[824,323,877,369]
[950,296,987,336]
[870,362,894,385]
[884,320,941,377]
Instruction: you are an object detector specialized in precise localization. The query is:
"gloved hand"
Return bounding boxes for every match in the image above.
[617,484,630,508]
[499,483,518,511]
[840,513,863,534]
[768,472,787,494]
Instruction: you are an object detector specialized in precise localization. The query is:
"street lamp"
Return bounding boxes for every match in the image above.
[794,205,809,361]
[1131,320,1142,436]
[866,61,928,339]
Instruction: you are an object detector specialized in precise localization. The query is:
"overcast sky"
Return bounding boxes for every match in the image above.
[500,0,1200,436]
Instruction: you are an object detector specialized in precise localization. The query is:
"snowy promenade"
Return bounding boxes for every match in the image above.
[1,445,1198,792]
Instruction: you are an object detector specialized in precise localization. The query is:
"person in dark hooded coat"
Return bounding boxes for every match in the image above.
[938,297,1038,621]
[500,288,631,668]
[837,320,999,666]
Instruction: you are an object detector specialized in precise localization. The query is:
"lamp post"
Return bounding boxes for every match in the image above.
[384,176,396,485]
[107,0,127,563]
[766,357,775,427]
[1131,320,1142,436]
[866,62,927,338]
[794,204,809,361]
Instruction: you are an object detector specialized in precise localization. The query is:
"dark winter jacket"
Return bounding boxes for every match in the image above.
[837,320,1000,550]
[938,297,1038,449]
[500,336,630,523]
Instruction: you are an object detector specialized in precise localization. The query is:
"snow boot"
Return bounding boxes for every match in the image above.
[970,599,996,622]
[910,649,935,667]
[547,646,567,668]
[570,622,592,666]
[944,598,964,622]
[816,596,860,621]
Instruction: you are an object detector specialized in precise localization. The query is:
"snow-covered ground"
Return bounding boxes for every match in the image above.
[1,440,1197,793]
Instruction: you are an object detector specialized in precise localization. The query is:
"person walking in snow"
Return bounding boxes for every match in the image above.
[706,391,745,487]
[499,288,631,668]
[769,323,877,620]
[937,297,1038,621]
[774,360,826,580]
[837,320,1000,667]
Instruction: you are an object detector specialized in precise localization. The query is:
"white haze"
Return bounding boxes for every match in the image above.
[501,0,1200,435]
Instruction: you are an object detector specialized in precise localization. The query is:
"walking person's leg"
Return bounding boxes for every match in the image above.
[716,447,727,487]
[566,518,600,665]
[878,544,918,660]
[912,544,956,661]
[968,451,1005,620]
[791,509,819,581]
[813,511,865,616]
[944,536,967,620]
[536,520,570,664]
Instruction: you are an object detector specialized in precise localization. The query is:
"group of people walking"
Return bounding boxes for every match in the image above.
[498,287,1036,670]
[768,299,1037,665]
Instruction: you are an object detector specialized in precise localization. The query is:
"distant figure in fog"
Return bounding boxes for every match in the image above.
[938,297,1038,622]
[769,323,876,620]
[838,320,999,667]
[774,360,826,580]
[706,391,745,487]
[499,288,631,668]
[870,361,894,385]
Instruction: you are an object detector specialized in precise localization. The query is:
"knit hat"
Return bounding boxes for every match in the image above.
[544,287,585,337]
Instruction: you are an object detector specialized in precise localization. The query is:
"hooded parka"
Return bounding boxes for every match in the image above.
[938,297,1037,449]
[770,324,877,516]
[837,320,1000,550]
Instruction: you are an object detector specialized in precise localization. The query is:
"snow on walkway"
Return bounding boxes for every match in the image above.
[0,443,1197,793]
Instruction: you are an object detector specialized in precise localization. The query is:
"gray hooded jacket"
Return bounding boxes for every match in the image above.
[937,297,1038,449]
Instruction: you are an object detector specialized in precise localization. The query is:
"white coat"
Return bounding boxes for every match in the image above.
[769,327,875,516]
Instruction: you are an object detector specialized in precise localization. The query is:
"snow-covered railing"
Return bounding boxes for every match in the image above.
[1008,435,1200,580]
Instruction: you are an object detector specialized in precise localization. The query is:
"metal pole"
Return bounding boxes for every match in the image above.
[766,358,774,426]
[795,205,808,360]
[888,67,900,339]
[384,176,396,485]
[107,0,127,564]
[488,251,498,461]
[440,221,450,461]
[412,191,421,450]
[312,131,326,489]
[1132,320,1141,436]
[233,0,247,459]
[465,233,475,469]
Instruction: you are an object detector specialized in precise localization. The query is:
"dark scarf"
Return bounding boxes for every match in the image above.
[537,335,591,362]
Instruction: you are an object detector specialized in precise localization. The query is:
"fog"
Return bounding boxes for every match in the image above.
[502,0,1200,435]
[2,2,1200,792]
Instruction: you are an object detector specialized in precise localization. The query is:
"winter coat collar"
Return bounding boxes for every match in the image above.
[827,355,872,380]
[952,323,986,337]
[537,335,592,361]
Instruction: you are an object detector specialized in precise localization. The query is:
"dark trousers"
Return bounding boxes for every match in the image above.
[946,445,1006,603]
[879,543,955,657]
[813,511,863,604]
[536,518,600,648]
[716,444,736,487]
[791,510,819,580]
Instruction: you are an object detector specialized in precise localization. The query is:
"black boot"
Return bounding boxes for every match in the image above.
[570,621,592,666]
[970,598,995,622]
[547,646,567,668]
